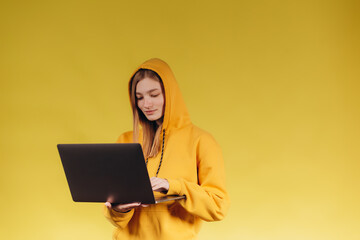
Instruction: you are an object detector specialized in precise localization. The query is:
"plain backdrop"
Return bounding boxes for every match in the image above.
[1,0,359,239]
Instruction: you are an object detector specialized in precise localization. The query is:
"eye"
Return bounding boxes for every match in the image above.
[150,94,160,98]
[136,96,143,100]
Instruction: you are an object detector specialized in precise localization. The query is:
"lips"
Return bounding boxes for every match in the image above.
[145,110,156,115]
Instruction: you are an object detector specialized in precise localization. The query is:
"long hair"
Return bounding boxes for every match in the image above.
[129,69,165,159]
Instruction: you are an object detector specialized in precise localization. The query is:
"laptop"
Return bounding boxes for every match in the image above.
[57,143,185,204]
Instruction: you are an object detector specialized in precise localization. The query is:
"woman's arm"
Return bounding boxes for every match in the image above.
[166,134,230,222]
[104,131,138,228]
[103,203,135,229]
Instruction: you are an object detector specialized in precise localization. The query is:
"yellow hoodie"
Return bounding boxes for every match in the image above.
[104,58,230,240]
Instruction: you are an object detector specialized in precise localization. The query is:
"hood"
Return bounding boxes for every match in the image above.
[129,58,191,133]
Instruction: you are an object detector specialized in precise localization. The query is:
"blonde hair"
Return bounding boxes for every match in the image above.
[129,69,165,159]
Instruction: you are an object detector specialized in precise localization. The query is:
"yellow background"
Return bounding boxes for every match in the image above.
[1,0,359,239]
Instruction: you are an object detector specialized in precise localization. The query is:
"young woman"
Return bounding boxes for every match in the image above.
[104,58,229,240]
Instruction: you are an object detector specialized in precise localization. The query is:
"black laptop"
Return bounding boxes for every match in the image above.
[57,143,185,204]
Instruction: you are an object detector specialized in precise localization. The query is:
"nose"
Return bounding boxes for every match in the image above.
[143,97,152,108]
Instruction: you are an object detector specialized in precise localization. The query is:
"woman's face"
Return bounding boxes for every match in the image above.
[135,77,165,122]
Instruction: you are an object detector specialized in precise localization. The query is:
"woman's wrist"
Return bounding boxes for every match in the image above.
[113,208,131,213]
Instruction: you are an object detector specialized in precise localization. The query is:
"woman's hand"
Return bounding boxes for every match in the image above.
[105,177,169,212]
[150,177,169,193]
[105,202,147,213]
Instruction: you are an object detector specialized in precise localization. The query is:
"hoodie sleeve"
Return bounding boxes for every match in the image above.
[166,133,230,222]
[103,131,135,228]
[104,206,135,228]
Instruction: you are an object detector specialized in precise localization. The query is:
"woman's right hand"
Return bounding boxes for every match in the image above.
[105,202,147,213]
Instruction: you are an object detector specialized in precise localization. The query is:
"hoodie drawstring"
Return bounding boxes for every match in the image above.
[145,129,165,177]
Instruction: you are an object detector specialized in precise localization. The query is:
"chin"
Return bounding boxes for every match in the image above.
[146,115,160,121]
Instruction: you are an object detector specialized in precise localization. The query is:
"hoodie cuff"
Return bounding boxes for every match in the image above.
[167,179,182,195]
[104,205,134,221]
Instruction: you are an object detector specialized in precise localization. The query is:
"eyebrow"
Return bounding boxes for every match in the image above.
[136,88,161,95]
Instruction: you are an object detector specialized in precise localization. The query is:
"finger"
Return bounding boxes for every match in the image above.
[151,183,162,191]
[152,183,160,189]
[151,178,164,187]
[150,178,160,186]
[152,181,165,188]
[118,202,141,208]
[105,202,112,209]
[112,202,141,211]
[151,177,162,183]
[153,186,165,192]
[152,180,169,192]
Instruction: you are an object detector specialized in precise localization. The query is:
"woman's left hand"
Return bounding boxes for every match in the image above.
[150,177,169,193]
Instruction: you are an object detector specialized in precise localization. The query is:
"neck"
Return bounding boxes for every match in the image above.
[156,117,163,126]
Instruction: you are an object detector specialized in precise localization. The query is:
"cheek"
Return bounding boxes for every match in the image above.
[159,93,165,106]
[156,98,165,108]
[137,100,144,109]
